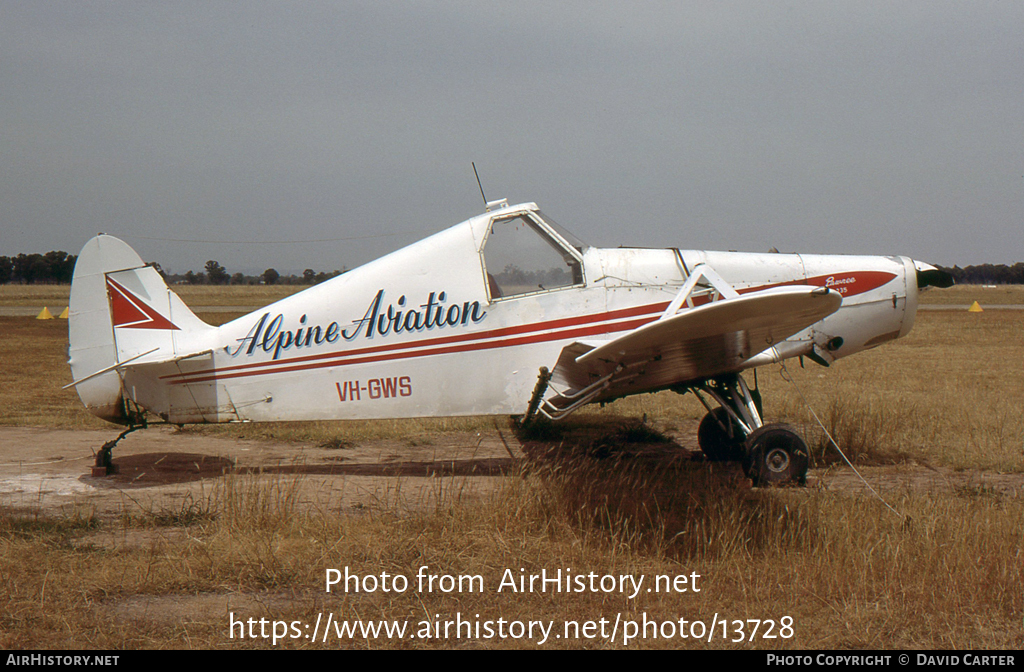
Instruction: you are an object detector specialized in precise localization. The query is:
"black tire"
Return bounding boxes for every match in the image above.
[743,423,809,486]
[697,408,745,462]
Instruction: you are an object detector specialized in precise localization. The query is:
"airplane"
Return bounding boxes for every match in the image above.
[66,198,952,484]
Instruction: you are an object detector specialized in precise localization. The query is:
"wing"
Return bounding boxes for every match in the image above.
[542,286,841,417]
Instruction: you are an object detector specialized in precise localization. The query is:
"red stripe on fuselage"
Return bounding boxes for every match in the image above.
[163,270,896,385]
[162,301,669,385]
[169,315,655,385]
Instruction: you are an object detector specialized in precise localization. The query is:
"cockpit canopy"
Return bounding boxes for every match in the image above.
[480,205,587,300]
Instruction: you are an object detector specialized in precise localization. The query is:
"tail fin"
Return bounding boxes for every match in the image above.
[67,234,214,424]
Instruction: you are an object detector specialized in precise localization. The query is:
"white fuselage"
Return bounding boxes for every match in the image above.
[116,204,918,424]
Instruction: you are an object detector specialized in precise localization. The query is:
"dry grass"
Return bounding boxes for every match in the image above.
[0,285,73,308]
[1,461,1021,649]
[0,318,110,429]
[918,284,1024,306]
[578,310,1024,474]
[169,285,304,307]
[0,284,301,308]
[1,286,1023,649]
[764,310,1024,472]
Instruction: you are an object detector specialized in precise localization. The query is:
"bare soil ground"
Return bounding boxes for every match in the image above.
[0,426,518,519]
[3,424,1020,522]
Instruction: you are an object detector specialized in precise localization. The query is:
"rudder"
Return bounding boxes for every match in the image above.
[67,234,213,424]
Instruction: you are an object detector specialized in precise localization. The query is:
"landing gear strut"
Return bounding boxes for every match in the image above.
[686,373,808,486]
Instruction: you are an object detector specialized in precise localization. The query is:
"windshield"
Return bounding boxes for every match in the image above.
[534,210,588,252]
[482,214,584,299]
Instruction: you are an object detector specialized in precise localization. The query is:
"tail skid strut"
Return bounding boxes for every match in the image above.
[91,421,146,477]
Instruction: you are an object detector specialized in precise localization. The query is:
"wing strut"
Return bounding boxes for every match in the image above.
[659,263,738,319]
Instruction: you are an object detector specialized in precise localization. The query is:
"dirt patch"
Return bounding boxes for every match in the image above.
[0,425,518,519]
[1,424,1021,523]
[810,462,1024,499]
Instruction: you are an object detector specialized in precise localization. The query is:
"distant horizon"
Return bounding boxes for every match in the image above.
[2,245,1021,287]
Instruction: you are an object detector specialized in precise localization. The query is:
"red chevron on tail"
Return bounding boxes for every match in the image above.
[106,276,180,330]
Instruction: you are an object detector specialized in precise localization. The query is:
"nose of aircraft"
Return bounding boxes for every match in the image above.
[913,260,955,289]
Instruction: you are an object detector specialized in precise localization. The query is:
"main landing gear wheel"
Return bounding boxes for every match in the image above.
[697,408,745,462]
[743,423,809,486]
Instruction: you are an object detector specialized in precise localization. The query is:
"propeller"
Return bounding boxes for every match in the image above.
[914,262,955,289]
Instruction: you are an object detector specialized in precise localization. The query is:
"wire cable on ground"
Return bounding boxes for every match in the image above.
[779,360,905,519]
[0,455,92,468]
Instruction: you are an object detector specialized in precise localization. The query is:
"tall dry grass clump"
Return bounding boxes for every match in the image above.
[517,421,821,563]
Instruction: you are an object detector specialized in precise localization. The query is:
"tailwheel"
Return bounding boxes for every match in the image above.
[697,408,745,462]
[743,423,809,486]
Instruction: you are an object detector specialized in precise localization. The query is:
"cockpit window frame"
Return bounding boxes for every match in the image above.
[479,208,586,303]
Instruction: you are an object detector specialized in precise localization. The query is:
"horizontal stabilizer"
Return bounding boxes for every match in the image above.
[62,348,160,389]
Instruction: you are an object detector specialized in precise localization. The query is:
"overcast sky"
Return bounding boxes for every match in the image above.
[3,2,1022,274]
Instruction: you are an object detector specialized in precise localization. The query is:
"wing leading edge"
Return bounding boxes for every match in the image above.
[541,285,842,418]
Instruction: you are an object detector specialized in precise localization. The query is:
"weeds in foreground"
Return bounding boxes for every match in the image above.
[804,395,918,466]
[2,454,1021,649]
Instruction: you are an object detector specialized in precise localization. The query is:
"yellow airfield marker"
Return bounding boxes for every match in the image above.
[968,301,983,313]
[36,307,54,320]
[58,307,69,319]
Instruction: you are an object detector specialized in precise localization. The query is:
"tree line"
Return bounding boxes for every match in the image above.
[494,264,571,288]
[161,261,346,286]
[937,263,1024,286]
[2,250,1022,287]
[0,252,346,286]
[0,252,77,284]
